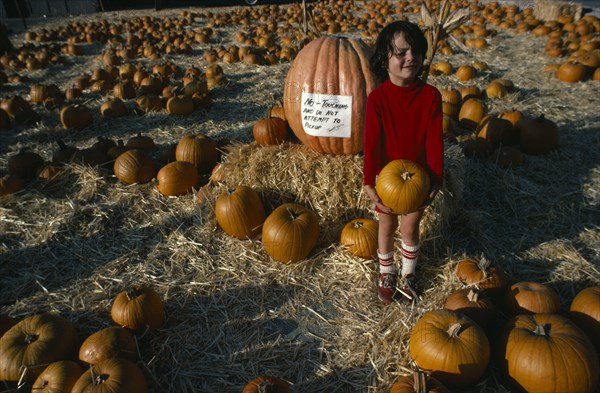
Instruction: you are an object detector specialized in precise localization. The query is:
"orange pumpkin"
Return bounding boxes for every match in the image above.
[79,326,138,365]
[215,186,266,239]
[443,288,495,329]
[175,134,218,174]
[516,115,559,155]
[498,313,599,393]
[0,313,78,382]
[253,115,288,146]
[71,358,147,393]
[111,286,164,332]
[31,360,83,393]
[156,161,200,197]
[503,281,561,316]
[339,218,378,259]
[569,286,600,355]
[262,203,320,263]
[409,309,490,388]
[458,98,486,130]
[455,257,509,298]
[375,159,430,215]
[389,370,450,393]
[113,149,155,185]
[283,36,378,155]
[242,375,292,393]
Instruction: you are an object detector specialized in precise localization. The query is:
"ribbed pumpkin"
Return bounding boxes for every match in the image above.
[111,286,164,332]
[409,309,490,388]
[455,256,509,298]
[375,159,430,215]
[60,104,93,130]
[175,134,218,174]
[498,313,599,393]
[0,313,79,382]
[340,218,378,259]
[242,375,293,393]
[215,186,266,239]
[283,36,378,155]
[458,98,486,130]
[166,95,195,115]
[503,281,561,316]
[156,161,199,196]
[113,149,154,185]
[253,115,288,146]
[389,370,450,393]
[31,360,83,393]
[71,358,148,393]
[79,326,138,365]
[262,203,320,263]
[443,288,495,329]
[569,286,600,355]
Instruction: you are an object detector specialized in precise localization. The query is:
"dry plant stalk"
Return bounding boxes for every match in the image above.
[420,0,470,82]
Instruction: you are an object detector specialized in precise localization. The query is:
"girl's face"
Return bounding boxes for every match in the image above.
[387,32,423,86]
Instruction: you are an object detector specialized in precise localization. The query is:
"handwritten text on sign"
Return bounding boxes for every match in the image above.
[301,92,352,138]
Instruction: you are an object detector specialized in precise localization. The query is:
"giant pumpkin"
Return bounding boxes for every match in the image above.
[283,36,378,155]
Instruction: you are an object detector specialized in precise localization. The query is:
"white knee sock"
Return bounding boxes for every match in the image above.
[401,242,419,277]
[377,249,396,274]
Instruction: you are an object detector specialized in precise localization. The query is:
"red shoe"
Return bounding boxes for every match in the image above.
[397,274,421,303]
[378,272,397,305]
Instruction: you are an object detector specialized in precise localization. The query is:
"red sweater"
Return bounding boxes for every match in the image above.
[363,79,443,187]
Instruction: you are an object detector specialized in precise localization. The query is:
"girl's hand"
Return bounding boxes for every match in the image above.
[364,185,393,214]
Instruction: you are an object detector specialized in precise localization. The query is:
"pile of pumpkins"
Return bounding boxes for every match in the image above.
[0,285,165,392]
[0,131,223,198]
[392,257,600,392]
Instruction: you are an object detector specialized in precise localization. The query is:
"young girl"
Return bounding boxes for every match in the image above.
[363,21,443,305]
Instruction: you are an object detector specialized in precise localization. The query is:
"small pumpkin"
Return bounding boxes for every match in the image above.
[71,357,147,393]
[476,115,517,148]
[409,309,490,388]
[111,285,165,332]
[8,148,45,179]
[498,313,599,393]
[113,80,136,99]
[175,134,218,174]
[156,160,200,196]
[375,159,430,215]
[455,65,476,81]
[339,218,378,259]
[253,114,288,146]
[100,97,127,117]
[443,288,495,329]
[569,286,600,355]
[31,360,83,393]
[166,95,194,115]
[557,61,587,82]
[458,98,486,130]
[79,326,137,365]
[215,186,266,239]
[503,281,561,316]
[516,115,559,155]
[113,149,154,185]
[262,203,320,264]
[135,95,163,113]
[126,132,155,151]
[455,256,509,298]
[0,174,25,196]
[242,375,292,393]
[60,104,93,130]
[389,370,450,393]
[493,146,524,169]
[0,313,78,382]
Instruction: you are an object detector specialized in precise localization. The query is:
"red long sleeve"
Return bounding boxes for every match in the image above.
[363,80,443,187]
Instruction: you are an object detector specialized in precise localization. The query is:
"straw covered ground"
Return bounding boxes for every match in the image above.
[0,1,599,392]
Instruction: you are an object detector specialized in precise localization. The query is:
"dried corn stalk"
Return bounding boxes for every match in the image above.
[420,0,470,82]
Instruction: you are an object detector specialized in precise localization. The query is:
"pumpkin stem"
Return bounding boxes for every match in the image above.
[286,207,301,220]
[534,323,551,336]
[412,370,428,393]
[478,256,491,278]
[353,221,364,229]
[24,334,38,344]
[400,171,414,181]
[257,381,276,393]
[446,322,464,337]
[467,289,479,302]
[125,287,141,300]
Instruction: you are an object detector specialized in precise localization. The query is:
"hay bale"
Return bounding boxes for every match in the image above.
[534,0,582,21]
[213,142,465,255]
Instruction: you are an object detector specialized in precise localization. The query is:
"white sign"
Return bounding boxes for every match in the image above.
[300,92,352,138]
